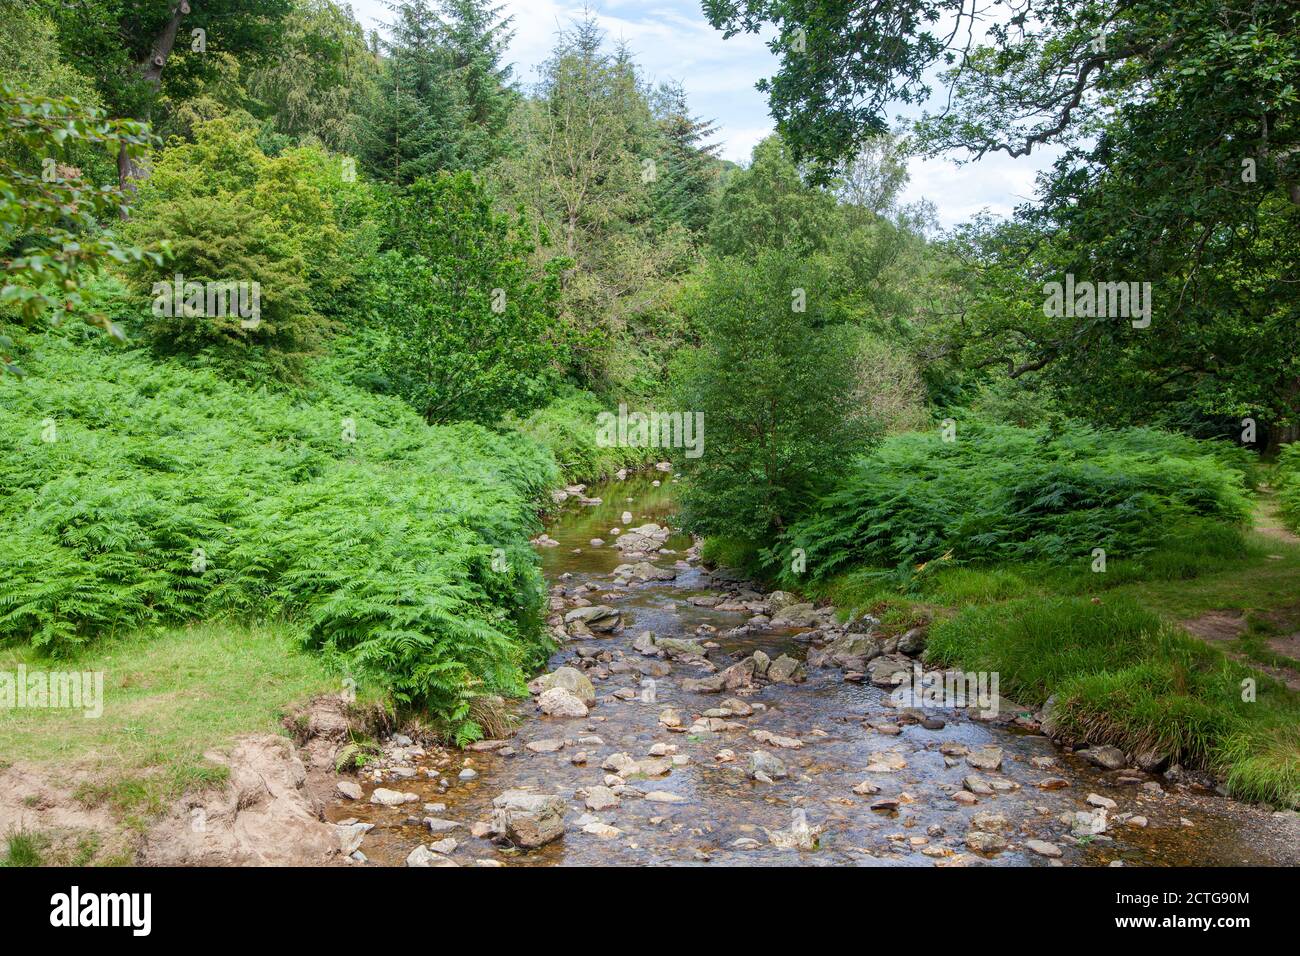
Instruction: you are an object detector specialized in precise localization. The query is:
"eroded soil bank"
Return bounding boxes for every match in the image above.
[325,474,1300,867]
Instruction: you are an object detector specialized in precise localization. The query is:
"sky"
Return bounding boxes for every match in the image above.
[344,0,1059,229]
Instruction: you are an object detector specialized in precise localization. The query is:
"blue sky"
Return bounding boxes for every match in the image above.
[345,0,1059,228]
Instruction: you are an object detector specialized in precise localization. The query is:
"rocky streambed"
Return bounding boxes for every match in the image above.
[325,474,1300,867]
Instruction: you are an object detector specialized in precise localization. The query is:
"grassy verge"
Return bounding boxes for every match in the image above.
[794,522,1300,808]
[0,621,350,830]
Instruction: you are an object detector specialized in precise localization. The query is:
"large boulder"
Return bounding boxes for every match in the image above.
[492,791,566,848]
[538,687,589,718]
[532,666,596,705]
[564,605,621,632]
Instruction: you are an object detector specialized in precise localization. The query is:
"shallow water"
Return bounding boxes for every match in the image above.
[329,475,1298,867]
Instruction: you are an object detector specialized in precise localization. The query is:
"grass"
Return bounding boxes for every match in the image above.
[2,829,43,867]
[783,501,1300,809]
[0,620,347,821]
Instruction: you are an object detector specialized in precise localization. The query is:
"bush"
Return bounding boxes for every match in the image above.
[1278,442,1300,533]
[671,250,877,539]
[122,117,378,382]
[509,387,658,484]
[364,172,567,425]
[773,420,1252,583]
[0,336,558,738]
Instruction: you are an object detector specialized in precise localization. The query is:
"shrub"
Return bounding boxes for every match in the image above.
[1278,442,1300,534]
[772,420,1252,583]
[0,336,558,737]
[508,387,658,484]
[365,172,567,425]
[671,250,877,539]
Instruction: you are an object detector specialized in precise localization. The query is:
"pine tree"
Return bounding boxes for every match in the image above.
[439,0,517,169]
[650,81,722,236]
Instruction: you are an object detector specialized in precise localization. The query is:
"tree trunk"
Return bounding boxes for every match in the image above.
[118,0,191,202]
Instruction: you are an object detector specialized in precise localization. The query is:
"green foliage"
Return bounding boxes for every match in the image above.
[0,82,156,366]
[1278,443,1300,534]
[671,250,877,538]
[509,388,657,484]
[1,829,43,867]
[708,135,837,257]
[775,421,1253,583]
[0,336,558,735]
[364,171,565,424]
[357,0,516,183]
[121,116,377,381]
[928,596,1300,806]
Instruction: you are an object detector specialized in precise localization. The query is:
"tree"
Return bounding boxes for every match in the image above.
[708,135,837,258]
[648,81,722,236]
[356,0,516,182]
[671,250,875,538]
[1,83,156,375]
[44,0,294,187]
[708,0,1300,445]
[370,172,566,424]
[244,0,377,151]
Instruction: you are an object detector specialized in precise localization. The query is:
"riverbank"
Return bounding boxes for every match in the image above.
[319,474,1300,866]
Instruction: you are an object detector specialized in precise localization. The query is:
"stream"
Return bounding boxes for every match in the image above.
[327,474,1300,867]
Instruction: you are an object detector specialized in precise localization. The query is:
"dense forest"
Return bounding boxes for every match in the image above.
[1,0,1298,853]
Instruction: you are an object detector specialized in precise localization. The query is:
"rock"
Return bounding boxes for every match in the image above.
[751,650,771,676]
[964,831,1007,854]
[525,738,565,753]
[538,687,589,718]
[719,697,753,717]
[335,821,373,855]
[625,561,677,582]
[852,780,881,796]
[425,818,461,833]
[1081,745,1127,770]
[602,752,638,774]
[868,656,914,687]
[632,631,659,655]
[1087,793,1118,810]
[533,666,596,705]
[952,790,979,805]
[370,788,418,806]
[686,671,728,697]
[1134,749,1169,773]
[766,654,805,684]
[825,632,881,669]
[584,786,621,811]
[643,791,687,804]
[406,846,458,867]
[748,750,788,780]
[751,729,804,749]
[865,751,907,772]
[492,790,566,848]
[920,717,946,730]
[963,775,994,795]
[897,627,928,656]
[767,591,799,612]
[1126,815,1148,828]
[1029,756,1057,769]
[563,605,621,632]
[458,768,478,780]
[658,708,683,728]
[656,637,706,658]
[971,811,1008,832]
[1070,808,1109,836]
[870,797,900,812]
[336,781,363,801]
[429,838,458,855]
[1024,839,1062,859]
[1037,776,1070,790]
[966,746,1004,771]
[720,658,757,690]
